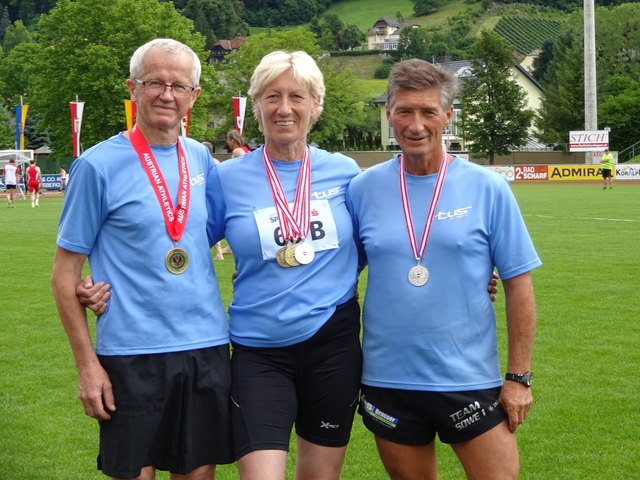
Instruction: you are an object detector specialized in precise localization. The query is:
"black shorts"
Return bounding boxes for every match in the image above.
[97,345,233,478]
[359,385,507,445]
[602,169,612,178]
[5,184,16,190]
[231,297,362,459]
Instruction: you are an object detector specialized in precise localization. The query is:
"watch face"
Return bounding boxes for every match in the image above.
[507,372,532,387]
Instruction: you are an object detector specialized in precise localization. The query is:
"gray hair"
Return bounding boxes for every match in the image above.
[248,50,325,127]
[130,38,202,86]
[387,59,457,111]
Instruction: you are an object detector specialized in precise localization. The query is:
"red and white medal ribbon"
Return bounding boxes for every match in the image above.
[399,150,448,264]
[129,125,190,243]
[262,145,311,243]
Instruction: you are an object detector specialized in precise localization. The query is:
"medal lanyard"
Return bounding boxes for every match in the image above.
[262,145,311,243]
[129,125,190,243]
[399,151,448,263]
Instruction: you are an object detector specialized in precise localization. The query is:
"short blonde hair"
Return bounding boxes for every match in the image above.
[248,51,325,128]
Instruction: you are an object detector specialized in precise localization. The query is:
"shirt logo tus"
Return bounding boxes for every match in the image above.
[311,186,341,200]
[190,173,205,186]
[436,206,472,220]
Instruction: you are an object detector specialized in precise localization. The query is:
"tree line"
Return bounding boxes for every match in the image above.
[0,0,377,159]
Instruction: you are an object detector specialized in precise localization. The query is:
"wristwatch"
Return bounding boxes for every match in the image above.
[505,371,533,387]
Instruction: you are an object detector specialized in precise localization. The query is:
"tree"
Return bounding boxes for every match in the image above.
[459,31,534,164]
[337,24,364,50]
[531,39,554,84]
[4,0,58,26]
[0,42,41,105]
[394,27,432,61]
[0,104,14,149]
[180,0,249,50]
[2,20,35,54]
[534,28,583,147]
[28,0,215,158]
[0,6,11,44]
[0,41,44,148]
[598,76,640,152]
[413,0,445,16]
[534,4,640,152]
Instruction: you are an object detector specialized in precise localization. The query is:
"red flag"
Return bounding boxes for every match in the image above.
[70,101,85,157]
[232,97,246,133]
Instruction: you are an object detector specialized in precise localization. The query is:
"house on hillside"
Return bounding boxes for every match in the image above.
[373,59,545,151]
[207,36,247,63]
[367,17,419,50]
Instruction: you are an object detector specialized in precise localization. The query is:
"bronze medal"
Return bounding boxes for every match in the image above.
[408,264,429,286]
[276,246,291,268]
[166,247,189,274]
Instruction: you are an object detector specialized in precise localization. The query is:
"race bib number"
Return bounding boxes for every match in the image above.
[253,200,339,260]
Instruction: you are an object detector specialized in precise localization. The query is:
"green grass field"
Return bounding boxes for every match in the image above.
[1,182,639,479]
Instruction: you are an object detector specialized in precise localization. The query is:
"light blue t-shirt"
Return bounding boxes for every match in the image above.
[57,133,229,355]
[210,146,360,347]
[347,156,541,391]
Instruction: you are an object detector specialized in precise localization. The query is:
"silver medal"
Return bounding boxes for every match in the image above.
[408,265,429,287]
[293,242,315,265]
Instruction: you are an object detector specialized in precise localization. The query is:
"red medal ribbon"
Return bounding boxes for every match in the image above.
[129,125,190,243]
[262,145,311,242]
[399,150,448,263]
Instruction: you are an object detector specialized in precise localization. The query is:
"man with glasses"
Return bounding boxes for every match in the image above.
[51,38,232,480]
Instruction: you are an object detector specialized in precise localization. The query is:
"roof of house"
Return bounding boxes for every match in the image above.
[212,36,247,51]
[367,16,402,36]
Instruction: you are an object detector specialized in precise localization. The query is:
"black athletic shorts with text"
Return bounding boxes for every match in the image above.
[359,385,507,445]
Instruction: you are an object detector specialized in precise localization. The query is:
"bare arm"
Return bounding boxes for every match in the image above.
[498,271,536,433]
[51,247,115,420]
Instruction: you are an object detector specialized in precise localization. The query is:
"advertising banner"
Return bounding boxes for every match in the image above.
[569,130,609,152]
[485,166,514,181]
[514,165,548,181]
[615,164,640,180]
[547,165,612,181]
[41,174,62,190]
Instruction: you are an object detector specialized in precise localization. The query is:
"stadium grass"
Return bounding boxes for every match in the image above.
[0,182,638,479]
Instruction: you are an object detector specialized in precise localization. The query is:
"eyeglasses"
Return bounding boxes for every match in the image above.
[134,79,195,98]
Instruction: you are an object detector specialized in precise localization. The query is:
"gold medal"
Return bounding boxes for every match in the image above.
[408,264,429,286]
[166,247,189,274]
[284,245,301,267]
[293,242,315,265]
[276,246,291,268]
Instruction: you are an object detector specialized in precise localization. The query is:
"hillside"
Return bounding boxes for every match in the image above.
[317,0,567,86]
[325,0,566,39]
